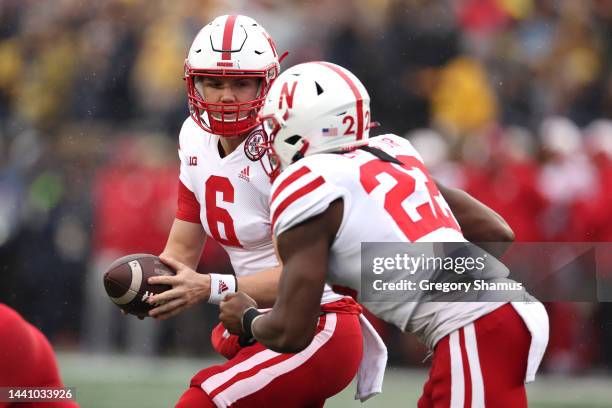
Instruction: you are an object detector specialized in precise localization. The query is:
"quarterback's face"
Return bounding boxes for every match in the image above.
[196,77,260,120]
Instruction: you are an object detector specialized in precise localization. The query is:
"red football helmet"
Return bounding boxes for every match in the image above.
[185,15,281,137]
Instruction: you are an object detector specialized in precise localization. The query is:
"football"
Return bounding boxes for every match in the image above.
[103,254,174,318]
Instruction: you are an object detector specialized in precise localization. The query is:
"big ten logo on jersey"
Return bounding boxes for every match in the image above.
[359,154,460,241]
[188,156,198,166]
[244,129,267,161]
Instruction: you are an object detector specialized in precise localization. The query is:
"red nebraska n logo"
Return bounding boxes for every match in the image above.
[278,82,297,109]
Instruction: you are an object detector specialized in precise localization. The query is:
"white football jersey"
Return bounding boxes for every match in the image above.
[178,118,341,304]
[270,134,508,348]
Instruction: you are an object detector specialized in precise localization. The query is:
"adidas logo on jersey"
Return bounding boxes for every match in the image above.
[238,166,250,182]
[218,281,229,294]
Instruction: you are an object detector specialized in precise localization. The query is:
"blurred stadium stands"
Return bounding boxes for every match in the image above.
[1,0,611,395]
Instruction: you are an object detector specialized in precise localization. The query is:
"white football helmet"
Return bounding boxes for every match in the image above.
[185,15,281,136]
[259,62,372,180]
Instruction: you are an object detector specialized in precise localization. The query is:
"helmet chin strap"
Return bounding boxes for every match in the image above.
[207,114,255,137]
[202,99,261,136]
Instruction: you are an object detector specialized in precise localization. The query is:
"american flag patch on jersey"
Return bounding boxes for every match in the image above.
[321,127,338,136]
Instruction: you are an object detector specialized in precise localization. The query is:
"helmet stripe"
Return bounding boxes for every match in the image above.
[222,15,238,60]
[262,31,278,58]
[315,61,364,140]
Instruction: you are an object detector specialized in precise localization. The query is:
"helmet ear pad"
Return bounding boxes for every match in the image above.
[287,137,310,163]
[280,135,307,163]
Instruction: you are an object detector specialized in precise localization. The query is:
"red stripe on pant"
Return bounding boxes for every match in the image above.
[458,328,472,408]
[418,303,531,408]
[176,312,362,408]
[208,316,329,400]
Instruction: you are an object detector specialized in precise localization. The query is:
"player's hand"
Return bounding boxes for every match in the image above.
[146,255,212,320]
[219,292,258,335]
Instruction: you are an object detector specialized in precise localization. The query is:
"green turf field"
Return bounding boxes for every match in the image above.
[57,353,612,407]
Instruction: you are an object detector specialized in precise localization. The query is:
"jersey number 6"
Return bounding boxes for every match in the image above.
[205,176,243,248]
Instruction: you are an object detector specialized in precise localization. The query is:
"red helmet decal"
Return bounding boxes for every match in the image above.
[278,82,297,110]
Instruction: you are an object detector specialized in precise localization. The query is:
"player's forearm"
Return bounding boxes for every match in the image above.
[242,205,336,352]
[236,266,282,308]
[251,270,321,353]
[252,231,330,352]
[160,246,201,271]
[251,310,315,353]
[437,184,514,257]
[161,219,207,270]
[437,184,515,242]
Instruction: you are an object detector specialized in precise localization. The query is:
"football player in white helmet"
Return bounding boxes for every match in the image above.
[219,62,549,407]
[143,16,374,407]
[184,15,281,137]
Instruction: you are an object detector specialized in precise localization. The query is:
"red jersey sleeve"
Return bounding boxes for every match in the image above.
[176,180,201,223]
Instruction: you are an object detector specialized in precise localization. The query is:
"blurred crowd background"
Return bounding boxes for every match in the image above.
[1,0,611,376]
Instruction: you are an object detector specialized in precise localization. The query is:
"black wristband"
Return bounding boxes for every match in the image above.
[238,333,257,347]
[242,307,263,339]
